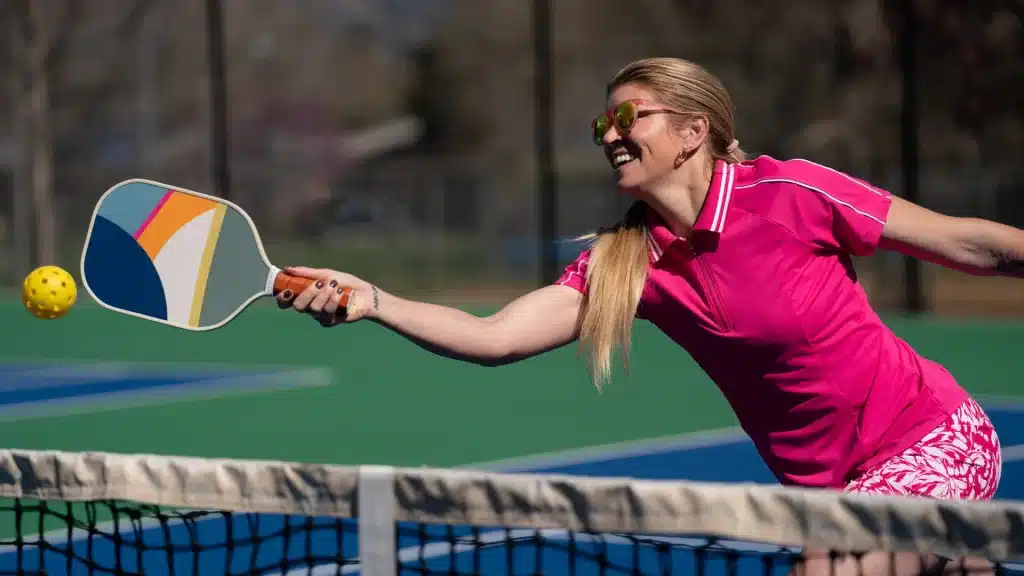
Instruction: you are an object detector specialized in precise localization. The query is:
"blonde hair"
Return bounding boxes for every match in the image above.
[578,57,746,389]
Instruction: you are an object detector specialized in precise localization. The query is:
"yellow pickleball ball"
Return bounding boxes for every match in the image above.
[22,265,78,319]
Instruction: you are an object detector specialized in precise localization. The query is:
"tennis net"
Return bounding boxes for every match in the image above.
[1,448,1022,575]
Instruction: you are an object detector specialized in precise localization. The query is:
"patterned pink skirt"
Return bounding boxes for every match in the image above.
[844,397,1001,500]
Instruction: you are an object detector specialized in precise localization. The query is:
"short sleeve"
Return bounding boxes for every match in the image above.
[783,160,893,256]
[555,250,589,294]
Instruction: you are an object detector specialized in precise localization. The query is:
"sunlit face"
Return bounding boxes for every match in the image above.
[599,83,685,192]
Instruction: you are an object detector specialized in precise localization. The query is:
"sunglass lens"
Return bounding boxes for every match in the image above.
[592,115,610,145]
[615,101,637,132]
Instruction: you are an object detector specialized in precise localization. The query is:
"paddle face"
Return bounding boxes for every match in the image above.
[81,180,281,331]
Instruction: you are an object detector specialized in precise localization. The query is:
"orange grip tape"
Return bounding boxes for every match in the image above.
[272,272,354,308]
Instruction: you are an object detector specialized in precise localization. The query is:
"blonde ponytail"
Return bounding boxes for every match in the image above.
[725,139,747,164]
[576,201,650,390]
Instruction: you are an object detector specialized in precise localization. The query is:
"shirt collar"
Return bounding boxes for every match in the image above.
[644,160,738,262]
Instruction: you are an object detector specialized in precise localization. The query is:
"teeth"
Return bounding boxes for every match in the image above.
[613,153,635,167]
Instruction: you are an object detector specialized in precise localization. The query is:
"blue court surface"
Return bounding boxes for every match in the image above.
[1,358,1023,574]
[0,361,330,423]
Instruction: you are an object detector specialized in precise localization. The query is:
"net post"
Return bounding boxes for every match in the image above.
[358,465,396,576]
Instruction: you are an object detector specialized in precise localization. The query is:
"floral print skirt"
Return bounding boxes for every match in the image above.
[844,397,1001,500]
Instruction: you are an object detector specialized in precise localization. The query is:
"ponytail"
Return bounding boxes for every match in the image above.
[723,138,746,164]
[576,201,650,390]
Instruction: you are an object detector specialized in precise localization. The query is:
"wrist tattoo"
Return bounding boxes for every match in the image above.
[372,285,379,311]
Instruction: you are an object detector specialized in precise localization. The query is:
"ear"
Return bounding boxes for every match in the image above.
[675,115,710,151]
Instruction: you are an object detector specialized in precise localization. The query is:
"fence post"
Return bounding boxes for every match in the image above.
[533,0,557,286]
[900,0,925,312]
[205,0,231,200]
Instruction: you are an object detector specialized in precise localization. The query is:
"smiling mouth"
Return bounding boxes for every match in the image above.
[610,151,637,169]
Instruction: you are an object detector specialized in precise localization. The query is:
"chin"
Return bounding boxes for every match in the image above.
[613,168,650,193]
[615,184,646,199]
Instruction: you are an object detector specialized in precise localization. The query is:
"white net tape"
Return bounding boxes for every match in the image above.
[2,448,1023,572]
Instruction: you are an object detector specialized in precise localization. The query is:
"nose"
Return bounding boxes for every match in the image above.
[601,123,620,146]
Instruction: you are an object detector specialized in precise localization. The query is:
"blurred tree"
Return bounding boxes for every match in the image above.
[6,0,151,272]
[7,0,70,270]
[882,0,1023,142]
[408,45,483,153]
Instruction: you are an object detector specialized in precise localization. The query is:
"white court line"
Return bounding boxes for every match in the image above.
[473,399,1024,474]
[1000,444,1024,463]
[0,361,283,394]
[464,425,747,473]
[0,367,332,424]
[0,358,332,378]
[977,395,1024,412]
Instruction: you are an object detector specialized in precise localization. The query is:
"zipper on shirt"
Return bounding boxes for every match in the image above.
[687,241,732,331]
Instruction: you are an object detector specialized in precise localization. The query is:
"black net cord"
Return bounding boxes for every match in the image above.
[13,498,23,571]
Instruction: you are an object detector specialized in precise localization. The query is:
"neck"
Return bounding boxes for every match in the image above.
[640,157,715,238]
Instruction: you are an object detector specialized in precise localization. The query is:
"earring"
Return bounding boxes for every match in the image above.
[674,148,688,168]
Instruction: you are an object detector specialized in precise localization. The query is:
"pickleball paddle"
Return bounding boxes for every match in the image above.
[80,179,352,331]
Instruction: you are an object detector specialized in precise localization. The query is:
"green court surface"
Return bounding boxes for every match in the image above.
[0,298,734,466]
[1,296,1023,469]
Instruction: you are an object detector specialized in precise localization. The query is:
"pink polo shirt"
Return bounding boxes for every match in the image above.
[556,156,969,488]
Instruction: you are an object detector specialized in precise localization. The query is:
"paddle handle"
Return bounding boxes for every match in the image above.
[271,272,354,308]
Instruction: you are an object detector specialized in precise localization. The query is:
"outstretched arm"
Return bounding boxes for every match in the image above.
[880,196,1024,277]
[277,266,583,367]
[370,284,583,366]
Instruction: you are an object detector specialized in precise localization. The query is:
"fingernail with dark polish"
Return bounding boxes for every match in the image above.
[281,290,293,299]
[329,279,337,288]
[336,287,345,295]
[315,280,325,289]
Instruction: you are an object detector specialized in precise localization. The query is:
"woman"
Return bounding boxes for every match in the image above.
[278,57,1014,574]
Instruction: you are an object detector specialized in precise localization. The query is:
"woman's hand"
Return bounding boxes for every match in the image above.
[275,266,378,327]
